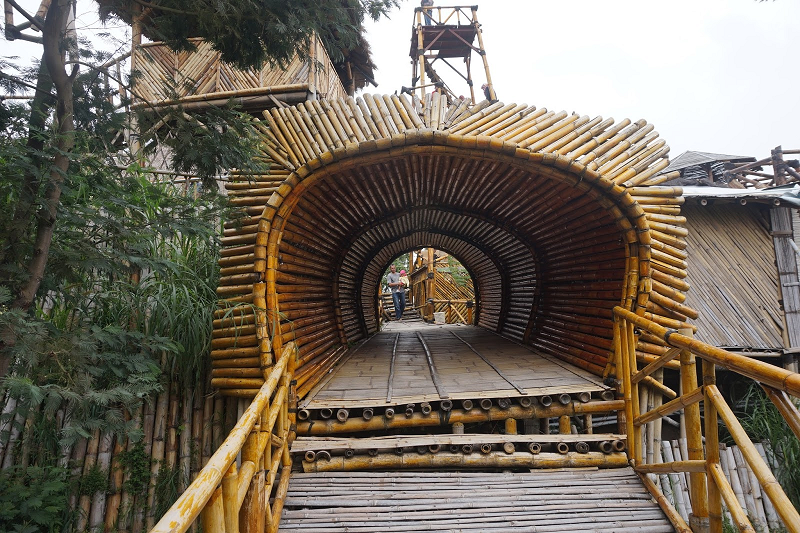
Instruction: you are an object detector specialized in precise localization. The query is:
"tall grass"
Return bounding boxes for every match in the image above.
[734,383,800,509]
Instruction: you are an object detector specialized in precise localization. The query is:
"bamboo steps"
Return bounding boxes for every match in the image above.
[278,469,674,532]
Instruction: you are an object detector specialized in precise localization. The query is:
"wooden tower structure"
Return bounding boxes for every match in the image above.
[409,5,496,104]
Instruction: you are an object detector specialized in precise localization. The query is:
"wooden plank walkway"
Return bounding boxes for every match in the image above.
[279,468,674,532]
[301,324,609,409]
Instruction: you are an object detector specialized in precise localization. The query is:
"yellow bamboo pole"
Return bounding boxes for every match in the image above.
[703,360,723,533]
[708,462,755,533]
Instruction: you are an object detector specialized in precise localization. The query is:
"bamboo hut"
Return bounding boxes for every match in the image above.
[660,150,800,372]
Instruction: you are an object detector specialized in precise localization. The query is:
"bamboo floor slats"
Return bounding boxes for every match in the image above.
[278,468,675,532]
[301,323,607,410]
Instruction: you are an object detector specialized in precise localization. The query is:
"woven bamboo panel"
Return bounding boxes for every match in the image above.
[212,92,692,398]
[683,203,784,349]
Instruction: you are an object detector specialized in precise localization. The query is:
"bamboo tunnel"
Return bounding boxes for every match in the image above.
[212,92,692,396]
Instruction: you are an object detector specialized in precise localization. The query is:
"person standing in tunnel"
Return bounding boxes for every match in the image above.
[386,264,406,320]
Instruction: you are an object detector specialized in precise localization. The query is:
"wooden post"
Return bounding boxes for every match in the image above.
[678,328,709,532]
[770,206,800,371]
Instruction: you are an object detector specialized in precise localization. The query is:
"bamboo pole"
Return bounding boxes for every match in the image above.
[297,400,625,435]
[706,384,800,531]
[708,462,755,533]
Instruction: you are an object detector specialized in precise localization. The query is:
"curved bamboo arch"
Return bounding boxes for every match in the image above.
[212,94,694,397]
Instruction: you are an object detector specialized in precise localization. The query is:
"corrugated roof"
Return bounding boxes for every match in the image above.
[681,184,800,207]
[664,150,755,174]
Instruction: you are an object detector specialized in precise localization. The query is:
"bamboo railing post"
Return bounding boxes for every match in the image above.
[201,487,225,533]
[628,321,643,464]
[222,464,239,533]
[678,327,709,531]
[615,317,635,459]
[702,358,723,533]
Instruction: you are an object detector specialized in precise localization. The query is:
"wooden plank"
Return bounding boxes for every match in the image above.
[449,330,528,393]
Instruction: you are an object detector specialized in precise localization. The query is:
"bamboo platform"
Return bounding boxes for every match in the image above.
[278,468,675,532]
[301,324,609,410]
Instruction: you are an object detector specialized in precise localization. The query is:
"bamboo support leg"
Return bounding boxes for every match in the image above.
[703,360,723,533]
[679,330,708,530]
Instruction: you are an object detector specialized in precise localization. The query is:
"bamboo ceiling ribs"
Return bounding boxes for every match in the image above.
[212,92,692,398]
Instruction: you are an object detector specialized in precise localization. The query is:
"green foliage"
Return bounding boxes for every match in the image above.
[117,442,151,496]
[99,0,399,70]
[152,462,181,520]
[732,383,800,510]
[0,464,74,533]
[79,464,110,496]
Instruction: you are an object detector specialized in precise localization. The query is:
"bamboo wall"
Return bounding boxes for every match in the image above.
[132,35,346,106]
[683,203,785,349]
[212,92,695,398]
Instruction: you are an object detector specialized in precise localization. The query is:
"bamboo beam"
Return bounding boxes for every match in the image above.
[297,400,625,435]
[761,385,800,441]
[302,451,628,472]
[634,387,703,426]
[635,460,707,474]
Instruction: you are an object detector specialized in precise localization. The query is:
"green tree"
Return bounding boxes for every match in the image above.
[0,0,398,375]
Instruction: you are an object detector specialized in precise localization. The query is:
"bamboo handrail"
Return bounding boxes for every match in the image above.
[614,307,800,397]
[150,342,296,533]
[614,308,800,532]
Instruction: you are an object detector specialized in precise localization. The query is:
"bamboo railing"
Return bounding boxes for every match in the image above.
[150,342,297,533]
[614,306,800,533]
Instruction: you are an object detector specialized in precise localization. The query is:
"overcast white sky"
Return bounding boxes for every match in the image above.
[4,0,798,160]
[363,0,800,159]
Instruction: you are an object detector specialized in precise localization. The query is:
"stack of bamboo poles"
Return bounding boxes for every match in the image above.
[650,440,784,531]
[211,91,690,398]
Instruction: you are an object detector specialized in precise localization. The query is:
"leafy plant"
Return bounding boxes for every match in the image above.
[0,464,74,533]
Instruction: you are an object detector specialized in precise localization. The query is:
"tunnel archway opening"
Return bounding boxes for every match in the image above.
[263,139,649,392]
[378,247,477,325]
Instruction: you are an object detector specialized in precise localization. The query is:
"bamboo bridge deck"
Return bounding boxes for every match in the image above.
[279,468,675,532]
[301,323,610,411]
